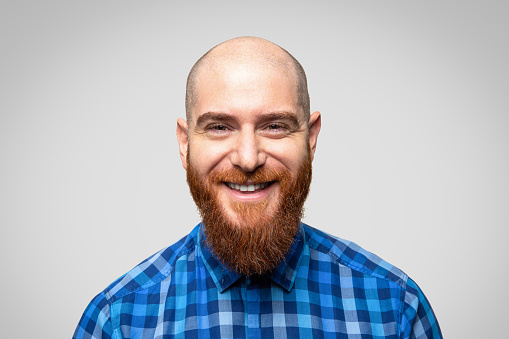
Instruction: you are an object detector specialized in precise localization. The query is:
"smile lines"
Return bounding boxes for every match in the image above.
[226,182,270,192]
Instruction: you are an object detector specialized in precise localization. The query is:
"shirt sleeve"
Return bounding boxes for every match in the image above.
[400,277,442,339]
[73,291,113,339]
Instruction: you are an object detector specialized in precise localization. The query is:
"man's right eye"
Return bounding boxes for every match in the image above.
[206,124,230,134]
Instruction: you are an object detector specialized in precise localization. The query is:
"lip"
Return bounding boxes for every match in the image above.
[226,182,270,192]
[222,181,276,202]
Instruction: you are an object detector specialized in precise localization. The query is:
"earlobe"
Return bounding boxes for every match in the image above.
[308,111,321,161]
[176,118,189,170]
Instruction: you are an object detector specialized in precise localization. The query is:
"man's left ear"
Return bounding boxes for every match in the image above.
[308,111,321,161]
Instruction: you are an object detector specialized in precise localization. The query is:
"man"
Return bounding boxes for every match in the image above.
[74,37,442,338]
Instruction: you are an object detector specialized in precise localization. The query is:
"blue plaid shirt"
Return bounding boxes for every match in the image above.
[74,224,441,338]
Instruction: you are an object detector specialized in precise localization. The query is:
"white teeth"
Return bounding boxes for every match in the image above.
[227,182,269,192]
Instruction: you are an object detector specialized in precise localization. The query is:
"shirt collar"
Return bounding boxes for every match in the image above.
[197,223,306,293]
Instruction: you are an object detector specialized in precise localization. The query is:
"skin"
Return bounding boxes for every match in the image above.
[176,38,321,226]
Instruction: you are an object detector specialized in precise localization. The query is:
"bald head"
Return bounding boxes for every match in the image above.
[185,37,310,124]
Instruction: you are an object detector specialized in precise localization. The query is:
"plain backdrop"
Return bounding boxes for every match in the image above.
[1,1,507,338]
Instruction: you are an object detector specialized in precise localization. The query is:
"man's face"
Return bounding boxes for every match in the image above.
[181,63,318,223]
[177,61,321,275]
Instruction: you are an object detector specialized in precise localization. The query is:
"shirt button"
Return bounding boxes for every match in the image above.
[221,278,225,285]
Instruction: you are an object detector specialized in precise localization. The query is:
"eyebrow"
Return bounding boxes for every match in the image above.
[257,112,301,129]
[195,112,233,126]
[195,111,301,129]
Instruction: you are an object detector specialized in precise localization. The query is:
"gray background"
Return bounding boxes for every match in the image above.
[1,1,507,337]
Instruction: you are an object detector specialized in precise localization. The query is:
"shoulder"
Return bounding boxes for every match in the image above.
[103,225,199,304]
[302,224,442,337]
[73,226,200,338]
[303,223,408,288]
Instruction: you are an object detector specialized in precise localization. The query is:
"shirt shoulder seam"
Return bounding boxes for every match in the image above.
[306,229,408,289]
[104,236,196,304]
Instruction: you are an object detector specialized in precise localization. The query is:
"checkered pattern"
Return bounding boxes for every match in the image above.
[73,224,441,338]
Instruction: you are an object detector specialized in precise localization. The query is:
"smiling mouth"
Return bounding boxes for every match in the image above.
[225,182,273,192]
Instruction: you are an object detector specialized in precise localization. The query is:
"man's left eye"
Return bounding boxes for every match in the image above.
[262,123,291,137]
[267,123,285,130]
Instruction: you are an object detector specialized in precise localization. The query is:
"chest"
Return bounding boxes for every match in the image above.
[110,271,402,338]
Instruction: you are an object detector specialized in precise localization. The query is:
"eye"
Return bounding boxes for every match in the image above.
[205,123,231,135]
[262,123,290,137]
[267,123,283,130]
[211,124,228,131]
[266,123,289,132]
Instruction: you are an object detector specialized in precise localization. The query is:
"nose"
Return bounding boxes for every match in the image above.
[230,127,266,172]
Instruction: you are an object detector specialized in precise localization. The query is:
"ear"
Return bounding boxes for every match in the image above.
[176,118,189,170]
[308,111,321,161]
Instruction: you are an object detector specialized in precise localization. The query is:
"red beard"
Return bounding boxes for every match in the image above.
[186,151,312,276]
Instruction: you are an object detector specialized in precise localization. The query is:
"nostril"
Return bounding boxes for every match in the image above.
[229,135,267,172]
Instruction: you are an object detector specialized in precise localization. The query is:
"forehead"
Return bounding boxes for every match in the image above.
[191,61,301,122]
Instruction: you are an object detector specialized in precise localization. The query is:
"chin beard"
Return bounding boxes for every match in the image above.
[186,151,312,276]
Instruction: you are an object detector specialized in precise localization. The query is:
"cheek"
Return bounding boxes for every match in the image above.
[189,140,231,175]
[265,140,309,173]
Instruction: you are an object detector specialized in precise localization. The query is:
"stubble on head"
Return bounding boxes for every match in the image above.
[185,37,310,124]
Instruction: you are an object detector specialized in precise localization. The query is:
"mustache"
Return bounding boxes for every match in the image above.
[210,166,288,185]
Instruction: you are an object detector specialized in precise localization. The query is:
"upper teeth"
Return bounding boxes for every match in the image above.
[227,182,269,192]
